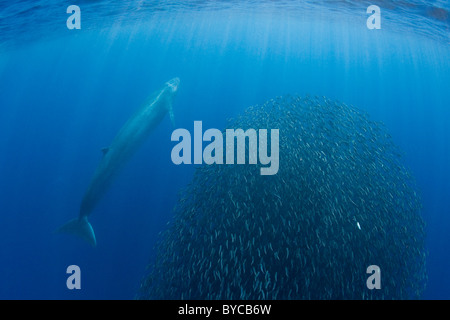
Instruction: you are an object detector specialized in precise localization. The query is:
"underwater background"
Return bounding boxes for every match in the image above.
[0,0,449,299]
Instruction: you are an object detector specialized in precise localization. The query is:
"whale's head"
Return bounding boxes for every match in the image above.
[166,77,180,93]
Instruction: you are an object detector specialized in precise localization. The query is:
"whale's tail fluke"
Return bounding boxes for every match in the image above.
[56,216,97,247]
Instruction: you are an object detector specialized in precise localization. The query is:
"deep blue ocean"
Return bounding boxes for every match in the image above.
[0,1,449,299]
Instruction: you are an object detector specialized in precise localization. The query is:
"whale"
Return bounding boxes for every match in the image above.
[57,77,180,246]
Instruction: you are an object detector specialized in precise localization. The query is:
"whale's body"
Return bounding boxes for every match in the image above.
[57,78,180,246]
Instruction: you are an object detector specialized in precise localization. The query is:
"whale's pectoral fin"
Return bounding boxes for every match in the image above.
[169,104,175,127]
[55,217,97,247]
[101,147,109,156]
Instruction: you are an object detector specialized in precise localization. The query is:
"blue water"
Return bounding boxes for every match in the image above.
[0,1,449,299]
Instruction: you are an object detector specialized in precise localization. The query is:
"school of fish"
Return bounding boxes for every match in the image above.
[138,95,427,300]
